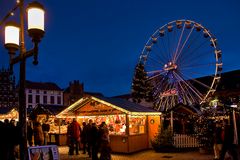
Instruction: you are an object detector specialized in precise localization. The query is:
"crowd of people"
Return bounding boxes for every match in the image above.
[0,119,20,160]
[0,118,50,160]
[212,113,239,160]
[27,120,50,147]
[67,119,111,160]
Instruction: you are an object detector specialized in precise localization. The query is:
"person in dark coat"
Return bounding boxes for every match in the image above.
[86,119,93,158]
[91,123,99,160]
[68,118,81,155]
[213,121,223,160]
[219,114,239,160]
[0,121,5,160]
[3,119,16,160]
[99,122,111,160]
[33,122,44,146]
[27,121,34,146]
[81,122,87,154]
[42,120,50,145]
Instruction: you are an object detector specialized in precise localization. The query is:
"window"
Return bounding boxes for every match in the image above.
[57,96,61,104]
[28,95,32,103]
[36,95,40,103]
[44,91,47,94]
[29,90,32,93]
[129,115,146,135]
[43,96,47,104]
[36,90,40,94]
[50,96,54,104]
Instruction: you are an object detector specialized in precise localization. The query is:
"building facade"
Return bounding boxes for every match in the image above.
[0,68,18,108]
[63,80,84,106]
[25,80,63,109]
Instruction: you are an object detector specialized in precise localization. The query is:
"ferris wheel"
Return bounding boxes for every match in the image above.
[138,19,222,111]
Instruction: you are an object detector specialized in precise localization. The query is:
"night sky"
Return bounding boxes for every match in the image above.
[0,0,240,97]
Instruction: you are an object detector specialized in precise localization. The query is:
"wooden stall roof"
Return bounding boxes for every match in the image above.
[166,103,201,115]
[28,104,67,119]
[0,107,18,120]
[56,96,161,118]
[0,107,17,115]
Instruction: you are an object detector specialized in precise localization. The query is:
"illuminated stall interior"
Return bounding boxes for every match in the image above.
[0,107,18,121]
[29,104,68,134]
[57,95,161,153]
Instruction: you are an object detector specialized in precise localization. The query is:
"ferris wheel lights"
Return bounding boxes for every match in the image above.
[185,20,192,29]
[151,37,157,43]
[217,66,223,72]
[210,38,217,47]
[176,20,182,29]
[194,23,202,31]
[146,45,152,51]
[217,63,223,71]
[159,29,165,37]
[214,76,221,80]
[215,50,222,59]
[203,29,209,38]
[167,25,173,32]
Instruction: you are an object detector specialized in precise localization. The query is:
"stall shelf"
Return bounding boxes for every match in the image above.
[28,104,68,145]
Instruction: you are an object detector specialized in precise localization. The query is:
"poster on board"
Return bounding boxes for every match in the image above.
[28,145,59,160]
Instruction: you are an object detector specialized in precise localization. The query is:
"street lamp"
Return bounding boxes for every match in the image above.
[3,1,45,160]
[4,21,20,57]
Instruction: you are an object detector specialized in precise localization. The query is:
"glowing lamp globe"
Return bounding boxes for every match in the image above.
[27,1,45,43]
[4,22,20,54]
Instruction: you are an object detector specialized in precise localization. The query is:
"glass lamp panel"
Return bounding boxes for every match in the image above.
[28,8,44,31]
[5,25,20,46]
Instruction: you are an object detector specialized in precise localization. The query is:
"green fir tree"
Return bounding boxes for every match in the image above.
[131,62,153,103]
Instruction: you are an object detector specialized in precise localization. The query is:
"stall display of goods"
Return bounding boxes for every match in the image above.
[129,115,146,135]
[76,114,127,135]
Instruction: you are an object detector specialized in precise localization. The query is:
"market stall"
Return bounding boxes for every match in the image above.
[0,107,18,121]
[56,95,161,153]
[28,104,68,145]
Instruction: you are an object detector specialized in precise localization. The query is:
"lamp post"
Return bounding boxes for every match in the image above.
[3,1,45,160]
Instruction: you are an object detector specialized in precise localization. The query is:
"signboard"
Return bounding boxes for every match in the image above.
[230,104,238,108]
[28,145,59,160]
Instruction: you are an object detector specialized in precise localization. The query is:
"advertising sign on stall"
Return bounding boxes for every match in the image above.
[28,145,59,160]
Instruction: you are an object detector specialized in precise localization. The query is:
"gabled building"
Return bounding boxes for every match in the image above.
[63,80,84,106]
[25,80,63,109]
[63,80,103,106]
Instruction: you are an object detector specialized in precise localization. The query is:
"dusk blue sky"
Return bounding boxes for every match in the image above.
[0,0,240,97]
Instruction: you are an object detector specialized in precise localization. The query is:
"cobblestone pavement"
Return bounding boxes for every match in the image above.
[59,146,214,160]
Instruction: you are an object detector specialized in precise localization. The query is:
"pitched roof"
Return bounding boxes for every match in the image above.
[57,95,161,118]
[94,95,158,113]
[29,104,67,116]
[166,103,201,115]
[25,80,62,91]
[0,107,15,114]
